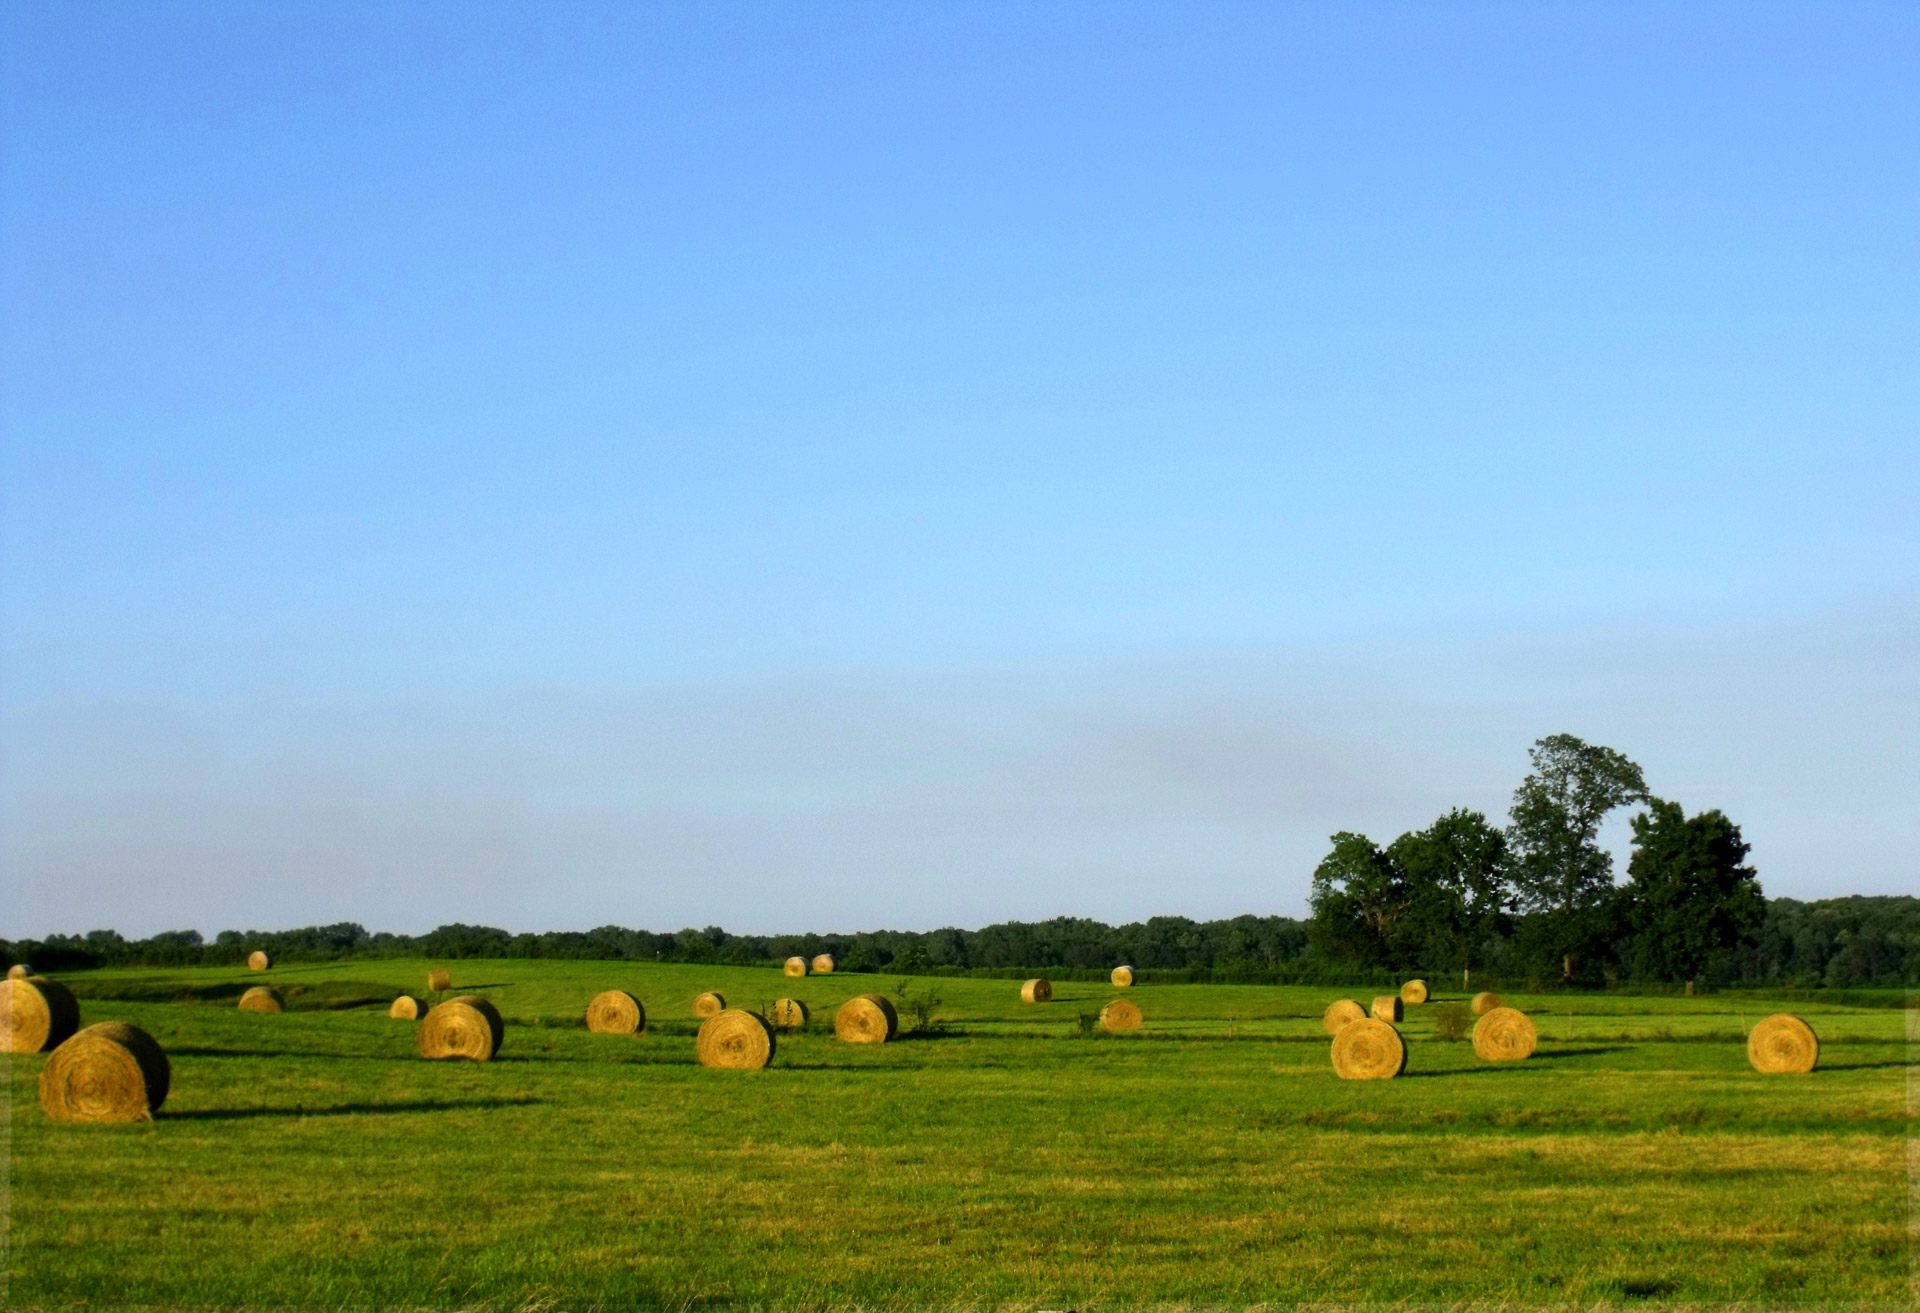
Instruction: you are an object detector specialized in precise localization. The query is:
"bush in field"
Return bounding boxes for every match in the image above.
[1432,1002,1470,1041]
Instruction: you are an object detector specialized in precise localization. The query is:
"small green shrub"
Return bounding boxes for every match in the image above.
[1432,1002,1470,1041]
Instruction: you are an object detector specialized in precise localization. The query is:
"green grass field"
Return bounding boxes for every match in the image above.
[7,959,1912,1308]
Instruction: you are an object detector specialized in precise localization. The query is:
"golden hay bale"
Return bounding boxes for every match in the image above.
[1330,1016,1406,1080]
[6,963,28,979]
[835,994,898,1044]
[1748,1013,1819,1074]
[811,954,836,974]
[1400,979,1428,1005]
[771,998,810,1029]
[697,1008,776,1068]
[1100,998,1143,1032]
[1110,965,1135,988]
[418,995,505,1061]
[247,950,270,971]
[388,995,423,1020]
[237,985,284,1013]
[693,991,726,1019]
[1322,999,1367,1035]
[426,967,452,992]
[1472,1006,1538,1061]
[586,990,645,1035]
[1,976,81,1054]
[1021,978,1053,1003]
[1471,991,1502,1016]
[1371,995,1404,1023]
[39,1022,170,1123]
[784,956,809,978]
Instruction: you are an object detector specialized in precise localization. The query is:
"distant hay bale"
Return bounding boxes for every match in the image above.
[771,998,810,1029]
[1100,999,1143,1032]
[1,976,81,1053]
[418,995,505,1061]
[835,994,898,1044]
[586,990,645,1035]
[811,954,836,974]
[238,985,284,1013]
[388,995,423,1020]
[1322,999,1367,1035]
[1111,965,1134,988]
[1472,1006,1538,1061]
[1471,991,1502,1016]
[1400,979,1428,1005]
[1371,995,1404,1023]
[1748,1013,1819,1074]
[1021,978,1053,1003]
[6,963,27,979]
[697,1008,776,1069]
[38,1022,170,1123]
[1330,1016,1406,1080]
[247,950,270,971]
[784,956,809,978]
[693,991,726,1019]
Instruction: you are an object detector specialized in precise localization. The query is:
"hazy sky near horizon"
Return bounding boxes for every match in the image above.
[3,2,1916,938]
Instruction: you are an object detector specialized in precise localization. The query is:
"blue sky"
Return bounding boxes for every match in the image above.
[3,2,1915,936]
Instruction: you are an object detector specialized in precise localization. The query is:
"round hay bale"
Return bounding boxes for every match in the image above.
[697,1008,776,1069]
[1470,991,1502,1016]
[237,985,284,1013]
[784,956,809,978]
[771,998,810,1029]
[835,994,898,1044]
[1330,1016,1406,1080]
[426,968,452,992]
[418,995,505,1061]
[39,1022,170,1122]
[1110,965,1134,988]
[10,962,33,979]
[1322,999,1367,1035]
[1400,979,1428,1005]
[1021,978,1052,1003]
[388,995,423,1020]
[1100,998,1143,1032]
[811,954,836,974]
[247,950,270,971]
[1,976,81,1054]
[586,990,645,1035]
[1371,995,1404,1023]
[1472,1006,1538,1061]
[1748,1013,1818,1074]
[693,991,726,1019]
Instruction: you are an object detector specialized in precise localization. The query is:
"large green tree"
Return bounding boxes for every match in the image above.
[1621,800,1764,989]
[1307,832,1411,969]
[1387,808,1511,987]
[1507,733,1649,981]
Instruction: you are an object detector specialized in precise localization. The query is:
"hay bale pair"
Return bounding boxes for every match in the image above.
[419,996,505,1061]
[39,1023,170,1123]
[2,976,81,1054]
[587,990,646,1035]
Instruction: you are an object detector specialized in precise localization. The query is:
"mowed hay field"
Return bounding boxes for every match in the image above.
[8,960,1911,1308]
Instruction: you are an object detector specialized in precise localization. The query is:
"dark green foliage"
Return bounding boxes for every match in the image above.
[1388,808,1510,979]
[1507,734,1649,981]
[1308,831,1411,969]
[1430,1002,1470,1041]
[1621,801,1765,987]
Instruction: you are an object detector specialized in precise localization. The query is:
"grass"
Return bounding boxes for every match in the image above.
[7,959,1911,1308]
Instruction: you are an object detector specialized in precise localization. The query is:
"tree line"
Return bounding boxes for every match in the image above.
[5,735,1913,988]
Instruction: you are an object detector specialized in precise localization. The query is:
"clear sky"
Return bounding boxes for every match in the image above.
[3,2,1915,937]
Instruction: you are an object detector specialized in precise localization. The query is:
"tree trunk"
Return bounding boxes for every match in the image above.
[1562,953,1574,982]
[1685,979,1695,997]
